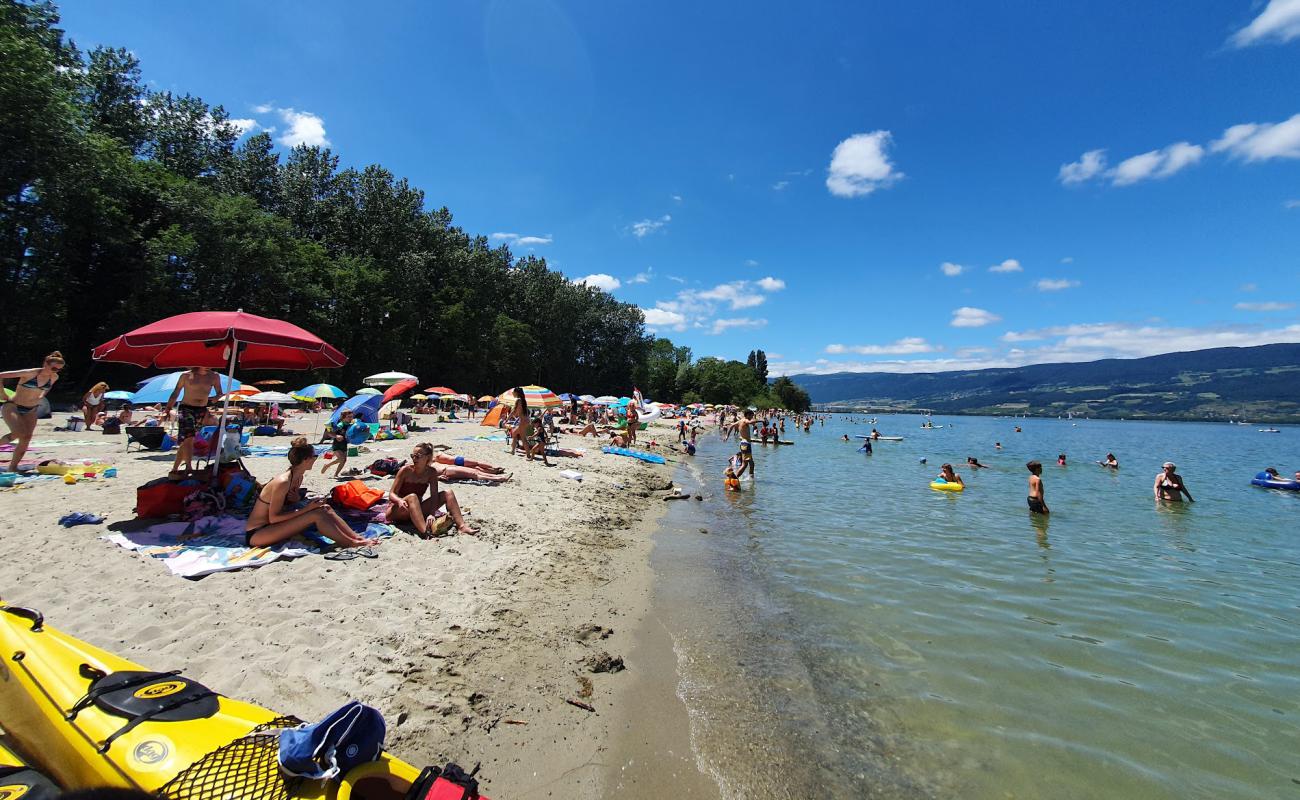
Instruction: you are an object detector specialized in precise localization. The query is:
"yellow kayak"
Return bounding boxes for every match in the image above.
[0,604,420,800]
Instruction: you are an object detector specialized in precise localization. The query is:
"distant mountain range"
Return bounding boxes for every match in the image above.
[790,343,1300,422]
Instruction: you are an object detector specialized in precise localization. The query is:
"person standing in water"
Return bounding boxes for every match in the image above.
[1154,462,1194,502]
[1026,460,1049,515]
[163,366,224,477]
[726,408,757,479]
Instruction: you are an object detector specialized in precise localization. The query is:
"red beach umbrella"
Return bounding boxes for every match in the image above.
[92,310,346,480]
[423,386,457,396]
[381,379,418,405]
[91,310,346,370]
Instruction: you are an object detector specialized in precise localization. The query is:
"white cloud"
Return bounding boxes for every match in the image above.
[667,275,687,284]
[772,320,1300,375]
[230,118,258,136]
[1230,0,1300,47]
[252,103,274,114]
[1059,149,1107,184]
[1235,301,1295,311]
[1285,199,1300,209]
[641,307,687,330]
[628,267,654,284]
[826,131,903,198]
[826,337,940,355]
[1036,278,1080,291]
[744,259,760,267]
[574,273,620,292]
[772,180,790,191]
[710,317,767,335]
[1110,142,1204,185]
[491,232,551,247]
[1060,257,1074,264]
[757,276,785,292]
[696,281,766,309]
[630,215,671,238]
[1240,282,1258,292]
[273,108,329,147]
[1211,114,1300,161]
[950,307,1001,328]
[940,261,965,277]
[989,258,1022,273]
[671,194,683,203]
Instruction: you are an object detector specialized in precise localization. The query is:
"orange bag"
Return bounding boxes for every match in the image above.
[331,479,385,510]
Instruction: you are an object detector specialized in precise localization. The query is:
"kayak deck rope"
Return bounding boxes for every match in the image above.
[157,716,303,800]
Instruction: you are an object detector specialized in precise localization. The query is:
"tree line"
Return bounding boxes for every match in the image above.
[0,0,809,411]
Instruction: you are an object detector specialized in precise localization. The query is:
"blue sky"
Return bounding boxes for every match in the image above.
[59,0,1300,375]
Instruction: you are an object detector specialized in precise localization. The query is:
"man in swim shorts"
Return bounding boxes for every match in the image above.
[727,408,756,479]
[164,366,223,476]
[1026,460,1049,514]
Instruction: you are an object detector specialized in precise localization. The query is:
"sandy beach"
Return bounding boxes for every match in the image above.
[0,412,712,798]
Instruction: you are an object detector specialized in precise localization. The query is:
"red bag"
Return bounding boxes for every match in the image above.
[135,478,204,518]
[331,480,385,510]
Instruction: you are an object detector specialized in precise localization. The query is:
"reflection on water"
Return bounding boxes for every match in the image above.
[654,415,1300,799]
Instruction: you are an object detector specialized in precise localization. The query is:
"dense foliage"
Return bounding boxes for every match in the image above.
[795,344,1300,422]
[0,1,812,409]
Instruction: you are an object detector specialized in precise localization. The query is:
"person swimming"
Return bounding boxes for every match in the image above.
[1100,453,1119,469]
[966,456,987,469]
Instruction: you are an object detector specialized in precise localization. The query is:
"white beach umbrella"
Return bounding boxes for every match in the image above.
[245,391,300,404]
[593,395,618,405]
[364,371,418,386]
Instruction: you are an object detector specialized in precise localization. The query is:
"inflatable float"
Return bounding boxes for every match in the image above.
[929,480,964,492]
[1251,472,1300,491]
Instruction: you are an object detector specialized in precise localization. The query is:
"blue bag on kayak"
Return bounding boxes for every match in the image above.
[278,700,385,780]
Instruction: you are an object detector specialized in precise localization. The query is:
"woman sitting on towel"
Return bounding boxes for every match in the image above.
[387,442,479,536]
[245,438,379,549]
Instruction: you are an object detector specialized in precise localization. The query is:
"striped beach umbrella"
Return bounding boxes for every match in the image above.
[296,383,347,399]
[499,385,563,410]
[424,386,457,396]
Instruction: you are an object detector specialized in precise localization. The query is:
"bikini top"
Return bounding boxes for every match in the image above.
[21,374,53,391]
[86,392,103,404]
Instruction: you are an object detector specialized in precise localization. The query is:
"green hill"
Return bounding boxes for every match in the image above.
[791,344,1300,422]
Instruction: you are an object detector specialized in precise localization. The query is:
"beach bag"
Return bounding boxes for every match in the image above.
[254,424,278,436]
[278,701,385,781]
[135,478,202,518]
[183,486,227,520]
[405,763,484,800]
[101,418,121,434]
[331,480,384,511]
[222,473,258,510]
[368,457,402,477]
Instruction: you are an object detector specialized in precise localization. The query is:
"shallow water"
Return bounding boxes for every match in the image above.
[653,415,1299,799]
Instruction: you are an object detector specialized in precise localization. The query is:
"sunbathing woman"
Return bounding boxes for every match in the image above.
[1,351,64,473]
[244,438,379,549]
[387,442,479,535]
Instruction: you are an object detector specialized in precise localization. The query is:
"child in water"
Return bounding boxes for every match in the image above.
[1027,460,1049,515]
[723,466,741,492]
[1057,453,1067,466]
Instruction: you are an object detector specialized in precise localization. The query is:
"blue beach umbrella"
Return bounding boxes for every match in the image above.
[104,390,134,401]
[329,394,383,425]
[132,371,241,404]
[296,383,347,399]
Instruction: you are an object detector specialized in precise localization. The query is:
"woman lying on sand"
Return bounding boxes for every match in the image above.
[387,442,479,536]
[1,351,64,473]
[245,438,380,549]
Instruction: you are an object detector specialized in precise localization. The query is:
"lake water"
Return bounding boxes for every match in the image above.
[652,414,1298,799]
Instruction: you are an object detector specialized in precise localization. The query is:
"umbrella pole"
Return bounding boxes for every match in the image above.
[212,339,238,483]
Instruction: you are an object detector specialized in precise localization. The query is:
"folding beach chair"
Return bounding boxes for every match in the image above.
[125,426,167,452]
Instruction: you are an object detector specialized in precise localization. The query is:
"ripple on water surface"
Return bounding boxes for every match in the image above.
[653,415,1300,799]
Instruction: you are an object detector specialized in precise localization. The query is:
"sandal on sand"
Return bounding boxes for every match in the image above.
[324,549,359,561]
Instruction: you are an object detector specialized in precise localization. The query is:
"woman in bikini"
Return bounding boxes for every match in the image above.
[507,389,530,456]
[244,438,379,549]
[387,442,479,536]
[1,351,64,473]
[82,382,109,430]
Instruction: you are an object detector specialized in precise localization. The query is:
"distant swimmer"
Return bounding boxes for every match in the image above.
[1057,453,1067,467]
[995,441,1003,450]
[1014,426,1022,433]
[871,428,881,440]
[966,456,988,469]
[842,434,850,442]
[1026,460,1049,515]
[1099,453,1119,469]
[1154,461,1194,502]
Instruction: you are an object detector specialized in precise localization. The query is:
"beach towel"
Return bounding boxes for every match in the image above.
[101,515,397,578]
[458,434,508,443]
[243,444,329,458]
[2,439,100,449]
[601,446,667,465]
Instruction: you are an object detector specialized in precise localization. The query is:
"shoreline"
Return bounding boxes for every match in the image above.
[0,413,695,798]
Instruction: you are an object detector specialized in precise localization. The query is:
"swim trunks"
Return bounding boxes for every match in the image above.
[178,403,207,440]
[739,439,752,455]
[1027,496,1047,514]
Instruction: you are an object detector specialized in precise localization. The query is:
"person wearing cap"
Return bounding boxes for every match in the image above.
[1154,461,1193,502]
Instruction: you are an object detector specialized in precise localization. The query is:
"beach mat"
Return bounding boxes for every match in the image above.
[242,444,329,458]
[459,434,508,443]
[2,439,102,449]
[601,446,667,464]
[101,514,397,578]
